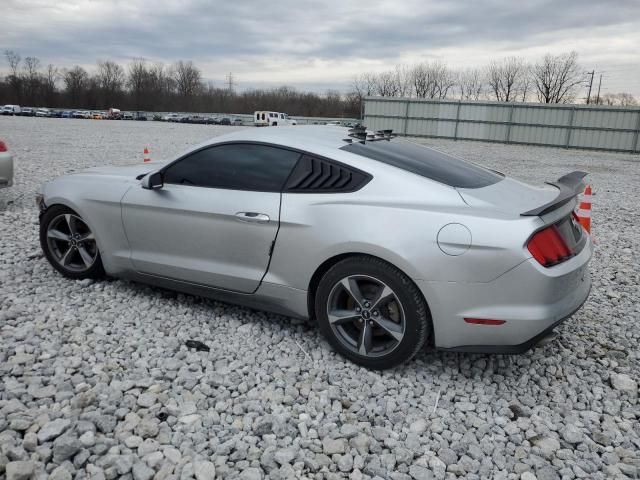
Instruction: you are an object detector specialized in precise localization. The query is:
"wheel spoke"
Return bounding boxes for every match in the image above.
[65,214,79,235]
[357,322,373,355]
[340,277,365,307]
[328,309,360,325]
[77,246,94,268]
[370,284,394,311]
[60,247,74,266]
[373,315,404,341]
[79,231,95,241]
[47,229,70,241]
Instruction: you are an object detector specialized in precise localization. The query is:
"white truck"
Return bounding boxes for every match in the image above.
[254,111,296,126]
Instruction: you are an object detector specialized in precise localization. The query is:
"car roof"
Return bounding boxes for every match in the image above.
[200,125,348,154]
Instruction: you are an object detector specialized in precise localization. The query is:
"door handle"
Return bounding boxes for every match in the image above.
[235,212,270,223]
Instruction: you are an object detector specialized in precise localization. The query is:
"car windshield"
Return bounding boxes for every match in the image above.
[341,138,502,189]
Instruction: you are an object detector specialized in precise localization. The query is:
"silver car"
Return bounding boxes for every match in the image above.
[36,126,592,369]
[0,139,13,188]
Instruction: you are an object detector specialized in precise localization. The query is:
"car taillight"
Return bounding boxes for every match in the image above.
[0,141,7,152]
[527,225,574,267]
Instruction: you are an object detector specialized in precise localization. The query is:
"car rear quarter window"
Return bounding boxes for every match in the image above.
[163,144,301,192]
[341,139,502,189]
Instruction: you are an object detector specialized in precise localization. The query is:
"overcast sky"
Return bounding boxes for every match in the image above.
[3,0,640,96]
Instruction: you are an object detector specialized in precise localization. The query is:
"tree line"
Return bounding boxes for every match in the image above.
[351,52,638,108]
[0,51,360,117]
[1,50,637,119]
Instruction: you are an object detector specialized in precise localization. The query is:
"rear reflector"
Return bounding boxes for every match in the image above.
[527,224,574,267]
[0,141,7,152]
[464,318,506,325]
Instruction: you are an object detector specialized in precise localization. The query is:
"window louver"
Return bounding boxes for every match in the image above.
[284,155,371,193]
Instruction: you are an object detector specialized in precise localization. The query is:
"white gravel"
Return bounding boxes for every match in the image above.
[1,116,639,480]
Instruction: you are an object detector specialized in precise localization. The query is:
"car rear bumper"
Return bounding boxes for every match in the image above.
[419,235,593,352]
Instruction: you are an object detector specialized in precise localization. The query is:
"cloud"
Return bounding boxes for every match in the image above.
[3,0,639,94]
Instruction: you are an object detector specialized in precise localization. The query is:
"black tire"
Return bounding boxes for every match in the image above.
[315,255,431,370]
[40,205,105,279]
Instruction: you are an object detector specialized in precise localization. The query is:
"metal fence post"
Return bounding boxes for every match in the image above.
[403,99,411,136]
[453,101,462,140]
[505,103,515,143]
[633,109,640,153]
[565,106,576,149]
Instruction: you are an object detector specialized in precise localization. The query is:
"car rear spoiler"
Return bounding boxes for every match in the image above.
[521,171,588,217]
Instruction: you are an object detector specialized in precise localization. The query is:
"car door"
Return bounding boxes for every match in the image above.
[121,143,301,293]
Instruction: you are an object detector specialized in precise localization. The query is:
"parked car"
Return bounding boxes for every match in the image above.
[20,107,36,117]
[232,118,244,126]
[122,112,134,120]
[181,115,205,124]
[35,126,592,369]
[72,111,85,119]
[204,116,218,125]
[2,105,21,115]
[0,139,13,188]
[219,117,231,125]
[36,108,52,117]
[133,112,147,121]
[61,111,74,118]
[107,108,121,120]
[161,113,180,122]
[325,121,342,126]
[254,111,296,126]
[91,112,103,120]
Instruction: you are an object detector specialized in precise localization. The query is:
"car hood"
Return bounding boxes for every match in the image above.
[457,176,559,216]
[72,162,168,180]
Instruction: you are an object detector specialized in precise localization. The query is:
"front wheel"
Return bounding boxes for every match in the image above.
[315,256,431,369]
[40,205,105,279]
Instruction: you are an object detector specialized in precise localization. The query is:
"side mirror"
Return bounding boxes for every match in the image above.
[141,171,163,190]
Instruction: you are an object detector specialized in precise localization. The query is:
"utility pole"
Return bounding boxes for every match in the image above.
[595,74,602,105]
[225,72,235,93]
[585,70,595,104]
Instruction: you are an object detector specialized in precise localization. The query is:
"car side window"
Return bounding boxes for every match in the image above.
[163,144,301,192]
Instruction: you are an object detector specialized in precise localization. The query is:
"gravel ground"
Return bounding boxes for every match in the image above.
[1,116,638,480]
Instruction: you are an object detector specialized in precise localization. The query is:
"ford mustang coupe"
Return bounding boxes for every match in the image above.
[37,126,592,369]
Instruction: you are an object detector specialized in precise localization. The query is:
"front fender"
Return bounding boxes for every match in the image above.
[42,175,134,275]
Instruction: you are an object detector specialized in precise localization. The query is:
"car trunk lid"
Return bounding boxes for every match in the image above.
[457,171,588,219]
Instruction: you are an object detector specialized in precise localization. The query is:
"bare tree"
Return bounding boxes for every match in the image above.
[4,50,22,100]
[97,60,125,107]
[487,57,527,102]
[532,52,583,104]
[127,58,149,110]
[458,68,484,100]
[373,70,400,97]
[22,56,42,104]
[350,72,377,117]
[411,61,455,99]
[43,64,59,105]
[172,60,202,106]
[63,66,89,107]
[394,64,412,97]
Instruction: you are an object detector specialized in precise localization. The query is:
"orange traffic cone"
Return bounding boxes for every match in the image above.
[143,146,151,163]
[576,185,592,234]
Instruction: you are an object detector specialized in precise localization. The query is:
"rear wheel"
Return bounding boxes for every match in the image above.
[315,256,431,369]
[40,205,105,279]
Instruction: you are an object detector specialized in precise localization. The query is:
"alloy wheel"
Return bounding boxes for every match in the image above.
[46,214,98,272]
[326,274,406,357]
